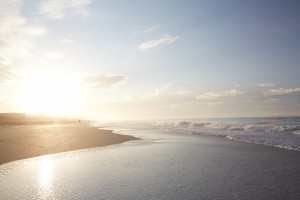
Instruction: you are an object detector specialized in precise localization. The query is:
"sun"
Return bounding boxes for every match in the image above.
[22,69,80,115]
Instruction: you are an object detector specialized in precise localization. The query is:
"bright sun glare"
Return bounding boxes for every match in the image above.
[22,70,79,115]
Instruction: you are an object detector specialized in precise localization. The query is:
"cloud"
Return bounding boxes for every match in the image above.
[268,99,281,102]
[61,38,77,45]
[0,0,46,66]
[171,91,192,96]
[197,89,244,100]
[0,66,20,83]
[264,88,300,95]
[83,74,128,89]
[38,0,92,19]
[207,102,223,106]
[139,35,179,51]
[258,82,274,88]
[44,52,65,59]
[153,83,172,96]
[143,25,160,34]
[151,83,192,97]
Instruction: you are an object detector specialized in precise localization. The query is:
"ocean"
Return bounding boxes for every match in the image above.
[99,116,300,151]
[0,117,300,199]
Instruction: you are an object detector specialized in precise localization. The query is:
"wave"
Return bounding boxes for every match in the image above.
[226,135,300,151]
[161,120,300,151]
[96,117,300,151]
[172,121,300,134]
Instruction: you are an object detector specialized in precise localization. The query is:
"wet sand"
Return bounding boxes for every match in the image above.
[1,132,300,199]
[0,124,137,165]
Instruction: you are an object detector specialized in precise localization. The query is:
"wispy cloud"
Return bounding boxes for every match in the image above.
[61,38,77,45]
[38,0,92,19]
[0,0,46,66]
[153,83,172,96]
[0,67,20,83]
[268,98,281,102]
[197,89,244,100]
[264,88,300,95]
[139,35,179,51]
[83,74,128,89]
[171,91,192,96]
[258,82,274,88]
[143,25,160,34]
[207,102,223,106]
[151,83,192,97]
[44,52,65,59]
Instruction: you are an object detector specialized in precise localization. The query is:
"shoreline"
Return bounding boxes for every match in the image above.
[189,133,300,152]
[0,123,138,165]
[1,128,300,199]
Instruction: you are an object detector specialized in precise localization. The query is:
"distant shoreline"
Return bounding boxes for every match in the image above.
[0,113,85,125]
[0,123,138,165]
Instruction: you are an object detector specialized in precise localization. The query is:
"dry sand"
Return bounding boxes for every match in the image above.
[0,123,137,165]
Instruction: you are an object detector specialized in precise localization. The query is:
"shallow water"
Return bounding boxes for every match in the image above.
[1,129,300,200]
[99,117,300,151]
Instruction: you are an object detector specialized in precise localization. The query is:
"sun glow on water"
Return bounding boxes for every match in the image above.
[39,157,53,187]
[38,157,55,199]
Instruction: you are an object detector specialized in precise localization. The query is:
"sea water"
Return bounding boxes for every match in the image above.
[0,117,300,199]
[99,117,300,151]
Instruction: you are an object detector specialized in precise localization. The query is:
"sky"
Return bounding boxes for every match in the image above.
[0,0,300,120]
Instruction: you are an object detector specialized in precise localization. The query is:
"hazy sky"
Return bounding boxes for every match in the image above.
[0,0,300,120]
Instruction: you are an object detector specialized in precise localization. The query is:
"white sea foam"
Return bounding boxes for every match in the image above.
[293,130,300,136]
[97,117,300,151]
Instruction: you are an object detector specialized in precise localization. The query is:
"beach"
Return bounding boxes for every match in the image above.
[0,128,300,199]
[0,123,137,165]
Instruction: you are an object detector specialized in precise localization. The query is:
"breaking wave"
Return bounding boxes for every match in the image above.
[173,121,300,134]
[96,117,300,151]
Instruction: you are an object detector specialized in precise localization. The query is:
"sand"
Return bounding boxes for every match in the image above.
[1,127,300,199]
[0,123,137,165]
[1,132,300,199]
